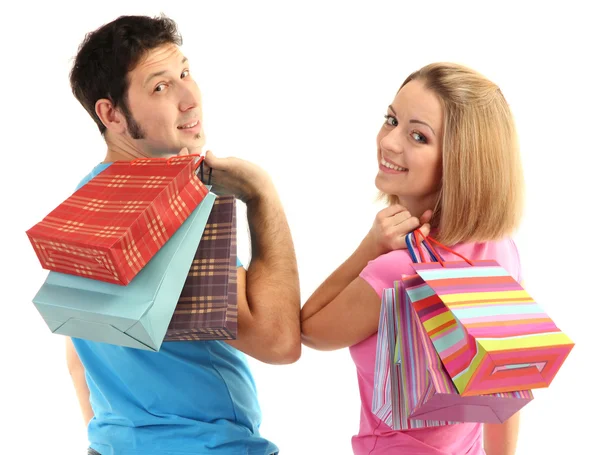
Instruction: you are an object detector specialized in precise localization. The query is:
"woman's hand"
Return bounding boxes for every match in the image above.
[366,205,433,257]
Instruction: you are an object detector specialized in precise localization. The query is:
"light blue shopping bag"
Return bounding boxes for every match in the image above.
[32,192,217,351]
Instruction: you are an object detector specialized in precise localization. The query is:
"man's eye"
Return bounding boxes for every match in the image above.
[155,84,166,92]
[384,114,398,127]
[181,70,190,78]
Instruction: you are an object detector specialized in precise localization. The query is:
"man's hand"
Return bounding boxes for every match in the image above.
[366,204,433,257]
[201,151,272,203]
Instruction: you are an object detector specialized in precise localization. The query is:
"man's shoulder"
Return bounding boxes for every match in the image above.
[75,162,112,191]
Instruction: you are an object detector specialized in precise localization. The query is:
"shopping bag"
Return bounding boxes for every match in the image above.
[398,273,533,424]
[373,286,456,430]
[26,155,209,285]
[31,193,217,351]
[165,195,238,341]
[407,230,574,396]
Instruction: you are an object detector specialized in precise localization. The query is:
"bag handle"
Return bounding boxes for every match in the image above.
[413,230,444,264]
[129,153,204,168]
[197,159,212,186]
[413,229,475,267]
[405,231,440,264]
[127,154,209,184]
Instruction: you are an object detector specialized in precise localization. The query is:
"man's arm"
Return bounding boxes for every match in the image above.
[66,337,93,425]
[203,152,301,364]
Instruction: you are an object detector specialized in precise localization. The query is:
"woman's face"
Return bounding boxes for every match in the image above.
[375,79,444,214]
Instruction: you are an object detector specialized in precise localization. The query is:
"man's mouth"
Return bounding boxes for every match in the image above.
[177,120,200,130]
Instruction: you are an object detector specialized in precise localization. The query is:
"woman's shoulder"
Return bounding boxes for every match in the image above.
[359,249,422,298]
[363,248,417,275]
[358,236,523,297]
[447,237,522,282]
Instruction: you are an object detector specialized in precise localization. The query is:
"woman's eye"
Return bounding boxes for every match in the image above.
[155,84,166,92]
[181,70,190,78]
[411,131,427,143]
[384,114,398,127]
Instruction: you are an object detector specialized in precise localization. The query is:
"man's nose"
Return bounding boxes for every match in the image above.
[179,86,199,112]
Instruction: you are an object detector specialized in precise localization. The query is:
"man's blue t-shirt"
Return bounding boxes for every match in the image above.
[72,163,277,455]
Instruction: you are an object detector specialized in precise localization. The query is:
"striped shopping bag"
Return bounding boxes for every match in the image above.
[405,230,574,396]
[398,274,533,423]
[372,274,531,428]
[373,287,455,430]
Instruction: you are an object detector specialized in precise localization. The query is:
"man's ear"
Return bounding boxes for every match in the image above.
[95,99,127,134]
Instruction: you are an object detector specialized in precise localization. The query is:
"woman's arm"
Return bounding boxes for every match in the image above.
[484,412,520,455]
[484,280,525,454]
[301,206,430,350]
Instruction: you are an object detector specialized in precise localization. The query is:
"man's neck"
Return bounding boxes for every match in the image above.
[102,133,147,163]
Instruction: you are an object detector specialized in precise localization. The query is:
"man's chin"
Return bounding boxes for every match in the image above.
[185,136,206,155]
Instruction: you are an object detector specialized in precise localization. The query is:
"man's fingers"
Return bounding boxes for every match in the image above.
[203,150,224,169]
[200,166,224,185]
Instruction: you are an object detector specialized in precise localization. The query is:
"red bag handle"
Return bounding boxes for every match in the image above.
[411,230,444,264]
[129,154,205,170]
[413,228,475,267]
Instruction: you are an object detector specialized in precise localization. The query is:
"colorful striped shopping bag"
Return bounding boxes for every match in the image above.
[372,273,532,428]
[373,287,455,430]
[406,230,574,396]
[398,274,533,423]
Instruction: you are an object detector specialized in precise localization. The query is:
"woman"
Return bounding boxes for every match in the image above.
[301,62,524,455]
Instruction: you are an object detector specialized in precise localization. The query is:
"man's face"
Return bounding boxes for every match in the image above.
[121,43,205,157]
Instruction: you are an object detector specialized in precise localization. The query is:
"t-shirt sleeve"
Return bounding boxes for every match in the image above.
[508,238,523,284]
[359,250,414,299]
[489,238,523,284]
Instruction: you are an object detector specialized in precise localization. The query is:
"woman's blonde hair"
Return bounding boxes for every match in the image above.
[384,62,524,245]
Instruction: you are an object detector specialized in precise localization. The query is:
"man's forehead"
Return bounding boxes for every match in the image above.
[132,44,186,79]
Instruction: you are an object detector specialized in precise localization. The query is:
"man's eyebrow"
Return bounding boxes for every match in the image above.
[388,105,397,116]
[144,57,189,87]
[144,70,167,87]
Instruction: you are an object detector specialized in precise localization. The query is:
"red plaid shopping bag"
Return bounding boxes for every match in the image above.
[26,155,208,285]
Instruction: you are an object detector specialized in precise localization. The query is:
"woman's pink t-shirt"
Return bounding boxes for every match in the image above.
[349,238,522,454]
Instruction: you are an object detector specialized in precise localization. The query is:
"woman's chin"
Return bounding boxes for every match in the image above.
[374,174,398,196]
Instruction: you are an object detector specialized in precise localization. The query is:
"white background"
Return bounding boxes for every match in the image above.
[1,1,598,454]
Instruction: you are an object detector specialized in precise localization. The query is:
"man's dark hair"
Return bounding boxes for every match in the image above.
[69,15,182,135]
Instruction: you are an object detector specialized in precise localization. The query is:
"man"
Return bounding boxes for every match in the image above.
[65,14,301,455]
